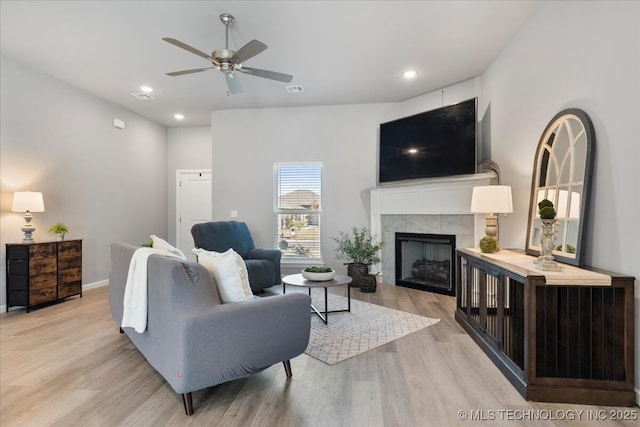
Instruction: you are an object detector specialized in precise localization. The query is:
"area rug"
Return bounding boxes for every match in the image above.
[304,292,439,365]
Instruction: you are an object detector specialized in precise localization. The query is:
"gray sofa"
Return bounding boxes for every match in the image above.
[109,242,311,415]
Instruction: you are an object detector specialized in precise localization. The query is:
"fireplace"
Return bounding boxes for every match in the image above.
[395,232,456,295]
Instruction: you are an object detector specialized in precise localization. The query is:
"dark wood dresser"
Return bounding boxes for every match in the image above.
[455,248,635,406]
[6,239,82,312]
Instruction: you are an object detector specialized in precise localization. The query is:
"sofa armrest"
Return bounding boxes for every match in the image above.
[247,248,282,285]
[174,292,311,393]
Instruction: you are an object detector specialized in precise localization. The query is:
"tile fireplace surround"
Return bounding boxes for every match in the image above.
[370,171,496,285]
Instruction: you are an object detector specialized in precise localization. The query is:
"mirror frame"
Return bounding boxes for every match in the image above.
[525,108,595,266]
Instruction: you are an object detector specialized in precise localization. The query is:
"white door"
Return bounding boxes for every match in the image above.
[176,170,212,261]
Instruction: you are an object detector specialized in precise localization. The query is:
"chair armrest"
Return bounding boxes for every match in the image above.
[175,292,310,393]
[247,248,282,284]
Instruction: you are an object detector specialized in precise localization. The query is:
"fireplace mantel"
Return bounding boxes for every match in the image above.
[370,171,496,241]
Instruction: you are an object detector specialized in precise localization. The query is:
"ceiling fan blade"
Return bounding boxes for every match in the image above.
[166,67,215,77]
[236,66,293,83]
[225,73,243,94]
[231,39,267,64]
[163,38,219,65]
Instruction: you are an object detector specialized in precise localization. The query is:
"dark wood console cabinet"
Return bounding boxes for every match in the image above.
[455,248,635,406]
[6,240,82,312]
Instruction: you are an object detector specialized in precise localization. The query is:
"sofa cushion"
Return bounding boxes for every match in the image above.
[151,235,187,260]
[193,248,253,303]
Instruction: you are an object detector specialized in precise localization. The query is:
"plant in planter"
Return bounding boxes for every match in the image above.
[48,222,70,241]
[333,226,384,288]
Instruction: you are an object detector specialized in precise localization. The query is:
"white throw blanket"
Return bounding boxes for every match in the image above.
[121,248,185,333]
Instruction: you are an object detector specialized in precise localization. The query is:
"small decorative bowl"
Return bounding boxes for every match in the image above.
[301,269,335,281]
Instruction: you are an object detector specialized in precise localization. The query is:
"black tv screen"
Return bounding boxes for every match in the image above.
[378,98,477,183]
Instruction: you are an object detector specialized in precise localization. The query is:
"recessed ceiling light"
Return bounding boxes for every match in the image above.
[174,113,184,120]
[140,85,153,93]
[403,70,417,79]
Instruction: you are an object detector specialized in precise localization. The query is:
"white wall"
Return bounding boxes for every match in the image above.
[0,55,168,308]
[167,126,212,244]
[481,1,640,401]
[211,104,393,273]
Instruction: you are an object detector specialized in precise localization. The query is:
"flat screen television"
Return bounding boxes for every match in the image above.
[378,98,477,183]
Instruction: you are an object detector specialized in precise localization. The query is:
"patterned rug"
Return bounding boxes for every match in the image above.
[304,292,440,365]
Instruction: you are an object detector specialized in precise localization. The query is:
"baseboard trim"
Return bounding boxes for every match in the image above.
[83,279,108,291]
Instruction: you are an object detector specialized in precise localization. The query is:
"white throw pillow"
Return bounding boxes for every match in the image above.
[192,248,253,303]
[151,235,187,260]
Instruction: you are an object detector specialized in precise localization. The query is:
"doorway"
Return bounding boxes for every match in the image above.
[176,169,212,261]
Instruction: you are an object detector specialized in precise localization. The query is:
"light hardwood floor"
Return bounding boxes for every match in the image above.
[1,284,637,426]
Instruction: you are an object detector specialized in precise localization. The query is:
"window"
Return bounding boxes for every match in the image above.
[274,163,322,261]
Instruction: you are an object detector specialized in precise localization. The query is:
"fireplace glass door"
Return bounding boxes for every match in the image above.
[395,233,456,295]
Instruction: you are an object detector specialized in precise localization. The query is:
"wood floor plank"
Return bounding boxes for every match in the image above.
[1,284,638,426]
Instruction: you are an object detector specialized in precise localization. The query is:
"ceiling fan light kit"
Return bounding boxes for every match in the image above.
[163,13,293,95]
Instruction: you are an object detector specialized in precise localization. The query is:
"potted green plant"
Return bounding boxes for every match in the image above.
[333,226,384,288]
[48,222,69,241]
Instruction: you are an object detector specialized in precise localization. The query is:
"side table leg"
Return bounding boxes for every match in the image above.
[347,280,351,312]
[324,287,328,325]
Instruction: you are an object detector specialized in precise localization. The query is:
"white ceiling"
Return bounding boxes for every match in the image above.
[0,1,541,127]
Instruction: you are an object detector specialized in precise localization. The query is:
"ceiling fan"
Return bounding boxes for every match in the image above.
[163,13,293,94]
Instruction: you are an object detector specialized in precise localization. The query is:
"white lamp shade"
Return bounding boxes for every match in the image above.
[12,191,45,212]
[470,185,513,214]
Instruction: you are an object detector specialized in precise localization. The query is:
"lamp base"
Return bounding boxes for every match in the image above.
[21,224,35,243]
[484,214,498,237]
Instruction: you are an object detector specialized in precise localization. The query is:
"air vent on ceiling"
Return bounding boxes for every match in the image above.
[131,92,154,100]
[286,85,304,93]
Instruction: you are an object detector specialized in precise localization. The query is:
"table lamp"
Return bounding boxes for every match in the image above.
[470,185,513,241]
[12,191,45,243]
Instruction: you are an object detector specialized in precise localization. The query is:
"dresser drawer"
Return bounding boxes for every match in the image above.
[58,241,81,257]
[6,245,29,260]
[29,257,57,275]
[29,274,57,305]
[8,290,28,306]
[7,259,28,275]
[29,243,57,259]
[58,267,81,284]
[7,275,29,291]
[59,281,81,299]
[58,255,82,270]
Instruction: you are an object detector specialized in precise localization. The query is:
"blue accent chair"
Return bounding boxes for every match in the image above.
[191,221,281,293]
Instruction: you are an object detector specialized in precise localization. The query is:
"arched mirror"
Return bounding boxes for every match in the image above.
[525,108,595,266]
